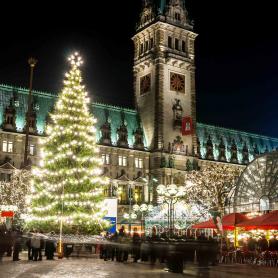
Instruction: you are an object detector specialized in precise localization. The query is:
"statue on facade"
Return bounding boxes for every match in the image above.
[117,111,129,148]
[100,109,112,145]
[196,137,201,158]
[218,137,227,162]
[172,99,183,128]
[205,135,214,160]
[23,101,37,135]
[172,136,185,154]
[230,139,238,163]
[242,142,249,164]
[253,143,259,157]
[2,98,16,131]
[160,155,167,168]
[133,115,144,150]
[168,155,175,168]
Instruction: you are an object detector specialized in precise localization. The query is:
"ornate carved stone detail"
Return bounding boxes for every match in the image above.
[137,1,155,30]
[2,98,16,131]
[166,0,190,27]
[242,142,249,164]
[168,155,175,168]
[154,60,164,150]
[253,143,259,157]
[205,135,214,160]
[160,155,167,168]
[196,137,200,158]
[172,99,183,128]
[133,116,144,150]
[168,135,188,155]
[218,137,227,162]
[24,102,37,135]
[117,111,129,148]
[230,139,238,164]
[100,109,112,145]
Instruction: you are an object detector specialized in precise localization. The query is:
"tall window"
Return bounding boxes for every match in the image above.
[0,173,11,182]
[182,41,186,52]
[2,141,13,153]
[134,186,143,203]
[140,43,144,55]
[118,185,128,204]
[30,144,35,155]
[175,39,179,50]
[175,12,181,21]
[135,158,143,169]
[118,155,127,166]
[150,38,154,49]
[102,154,110,165]
[168,36,172,48]
[145,41,149,51]
[260,196,270,211]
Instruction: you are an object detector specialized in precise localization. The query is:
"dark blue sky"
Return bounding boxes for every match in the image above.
[0,1,277,137]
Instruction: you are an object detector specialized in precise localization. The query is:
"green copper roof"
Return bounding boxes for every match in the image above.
[0,84,143,147]
[1,84,278,163]
[196,123,278,163]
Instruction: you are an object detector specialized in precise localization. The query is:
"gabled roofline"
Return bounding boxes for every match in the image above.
[197,122,278,142]
[0,84,136,114]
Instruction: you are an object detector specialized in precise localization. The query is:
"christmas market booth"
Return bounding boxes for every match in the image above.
[0,205,17,228]
[192,213,249,231]
[237,210,278,231]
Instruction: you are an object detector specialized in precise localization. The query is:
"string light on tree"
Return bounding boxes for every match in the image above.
[184,164,242,217]
[26,52,109,235]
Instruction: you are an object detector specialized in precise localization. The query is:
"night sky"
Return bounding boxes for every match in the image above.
[0,1,277,137]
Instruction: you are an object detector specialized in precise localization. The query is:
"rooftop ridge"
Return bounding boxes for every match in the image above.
[92,102,136,114]
[0,83,58,97]
[197,122,278,141]
[0,84,136,113]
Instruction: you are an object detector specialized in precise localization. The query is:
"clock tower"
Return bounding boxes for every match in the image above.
[132,0,197,158]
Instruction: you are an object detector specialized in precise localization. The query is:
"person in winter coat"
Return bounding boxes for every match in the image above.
[45,239,56,260]
[12,229,22,261]
[31,233,41,261]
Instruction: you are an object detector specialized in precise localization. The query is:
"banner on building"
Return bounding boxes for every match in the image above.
[103,198,118,233]
[1,211,14,217]
[181,117,193,135]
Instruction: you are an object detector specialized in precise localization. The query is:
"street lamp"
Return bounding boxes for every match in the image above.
[24,57,37,167]
[156,184,186,237]
[133,203,153,234]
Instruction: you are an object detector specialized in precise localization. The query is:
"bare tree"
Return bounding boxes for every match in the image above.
[184,164,242,216]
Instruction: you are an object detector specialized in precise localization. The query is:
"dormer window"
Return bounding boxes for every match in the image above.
[175,12,181,21]
[7,115,13,124]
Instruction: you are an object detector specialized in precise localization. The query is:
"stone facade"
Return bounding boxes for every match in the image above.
[1,1,278,226]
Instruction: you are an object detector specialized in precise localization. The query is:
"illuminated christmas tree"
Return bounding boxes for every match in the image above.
[26,52,109,234]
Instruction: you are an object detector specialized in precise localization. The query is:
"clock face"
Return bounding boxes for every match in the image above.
[170,73,185,92]
[140,74,151,95]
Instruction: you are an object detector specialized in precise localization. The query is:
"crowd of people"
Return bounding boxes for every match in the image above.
[99,226,219,272]
[0,224,56,262]
[246,235,278,252]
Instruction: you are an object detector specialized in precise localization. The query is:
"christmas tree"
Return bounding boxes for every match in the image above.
[26,52,109,234]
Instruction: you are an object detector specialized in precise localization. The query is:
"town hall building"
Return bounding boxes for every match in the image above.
[1,0,278,226]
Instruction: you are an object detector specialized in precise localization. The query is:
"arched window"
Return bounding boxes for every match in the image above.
[259,196,270,211]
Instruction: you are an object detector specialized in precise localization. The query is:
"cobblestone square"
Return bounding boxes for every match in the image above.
[1,255,278,278]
